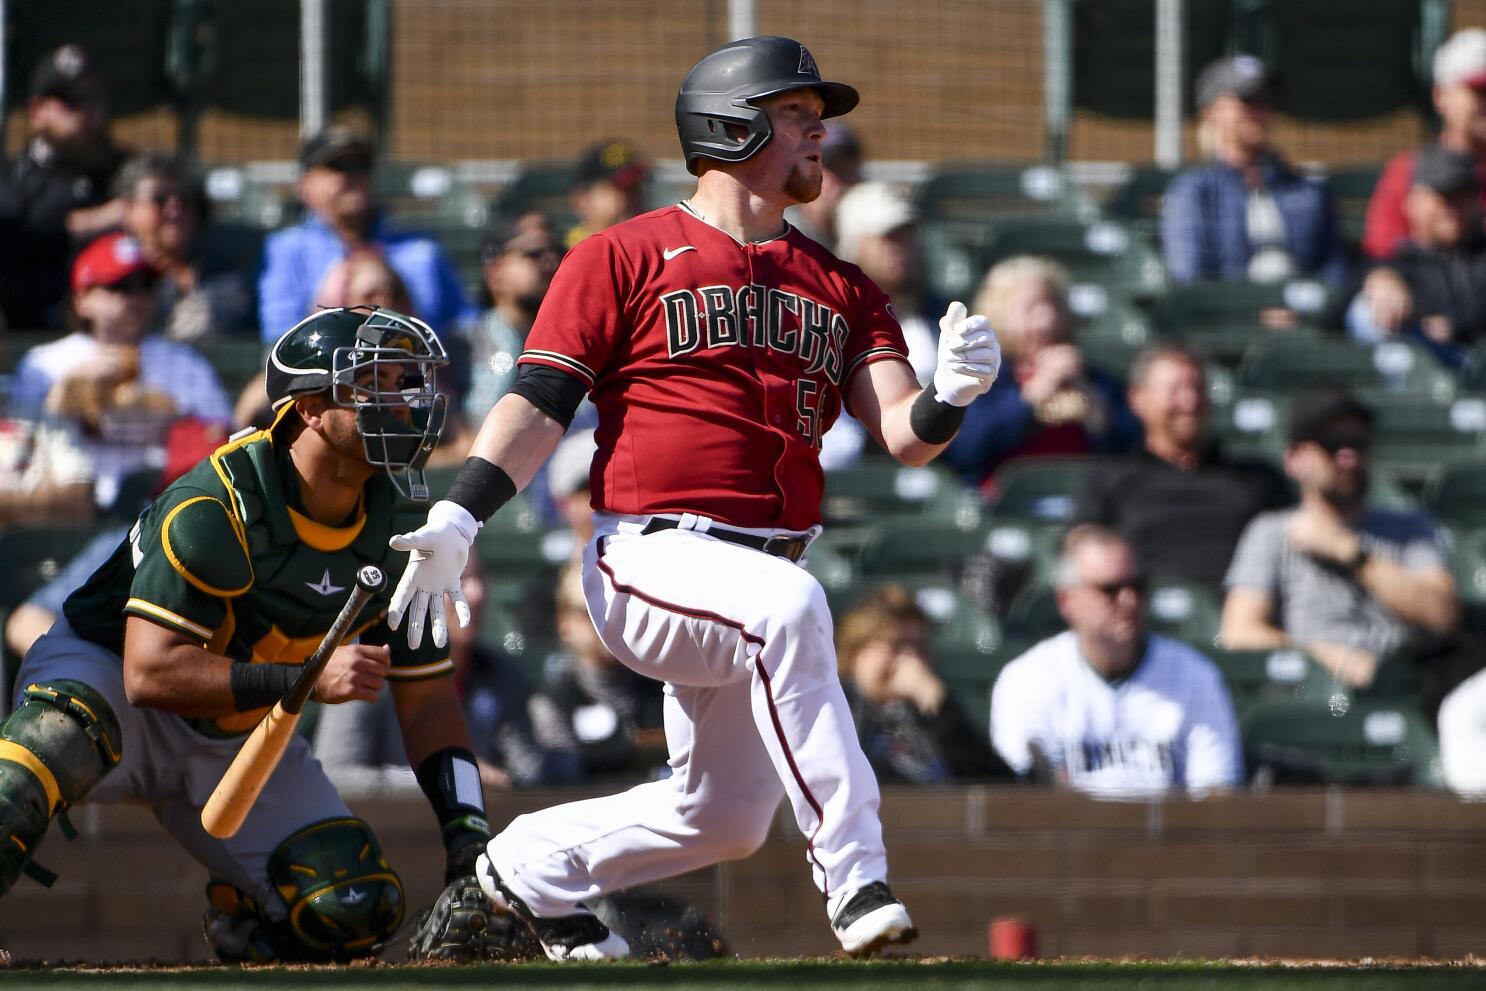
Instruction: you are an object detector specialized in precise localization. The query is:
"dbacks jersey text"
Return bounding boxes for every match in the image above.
[517,203,911,531]
[989,632,1243,797]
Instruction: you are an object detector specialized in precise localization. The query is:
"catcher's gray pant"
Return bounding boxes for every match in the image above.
[16,620,350,918]
[486,513,888,921]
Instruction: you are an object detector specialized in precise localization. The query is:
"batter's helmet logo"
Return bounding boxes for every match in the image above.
[797,45,819,78]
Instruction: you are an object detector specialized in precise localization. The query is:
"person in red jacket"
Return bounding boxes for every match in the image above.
[1363,28,1486,260]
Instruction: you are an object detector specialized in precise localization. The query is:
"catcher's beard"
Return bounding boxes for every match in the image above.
[785,164,823,204]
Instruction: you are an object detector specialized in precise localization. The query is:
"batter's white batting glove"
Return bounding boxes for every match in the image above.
[387,500,479,649]
[933,300,1002,407]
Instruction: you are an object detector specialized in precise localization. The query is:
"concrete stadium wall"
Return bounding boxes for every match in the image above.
[1,786,1484,964]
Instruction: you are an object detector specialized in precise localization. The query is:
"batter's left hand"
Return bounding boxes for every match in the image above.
[933,301,1001,407]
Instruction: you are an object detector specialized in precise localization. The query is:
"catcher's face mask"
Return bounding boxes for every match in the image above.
[330,309,448,501]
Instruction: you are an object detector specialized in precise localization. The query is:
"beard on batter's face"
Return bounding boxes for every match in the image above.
[784,162,823,204]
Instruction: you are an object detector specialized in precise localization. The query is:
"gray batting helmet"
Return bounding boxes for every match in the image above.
[674,36,859,176]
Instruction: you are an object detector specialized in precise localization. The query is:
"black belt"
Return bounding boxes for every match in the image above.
[640,517,812,563]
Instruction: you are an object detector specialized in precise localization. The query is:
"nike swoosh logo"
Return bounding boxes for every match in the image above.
[662,246,696,261]
[305,569,347,597]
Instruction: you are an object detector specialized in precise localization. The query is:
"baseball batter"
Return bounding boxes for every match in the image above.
[0,308,494,962]
[389,36,1002,959]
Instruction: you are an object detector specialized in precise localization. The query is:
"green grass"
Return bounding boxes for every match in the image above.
[0,960,1482,990]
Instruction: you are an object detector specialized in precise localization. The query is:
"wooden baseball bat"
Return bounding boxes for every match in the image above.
[200,564,386,839]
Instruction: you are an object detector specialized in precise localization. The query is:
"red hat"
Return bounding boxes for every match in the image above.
[72,233,155,293]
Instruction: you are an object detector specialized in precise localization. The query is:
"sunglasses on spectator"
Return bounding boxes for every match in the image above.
[1314,430,1371,455]
[1087,575,1148,599]
[100,274,156,295]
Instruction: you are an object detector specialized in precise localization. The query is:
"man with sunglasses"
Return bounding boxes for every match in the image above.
[1161,55,1347,288]
[991,525,1242,797]
[257,128,472,342]
[1221,390,1458,689]
[0,44,129,330]
[7,232,231,511]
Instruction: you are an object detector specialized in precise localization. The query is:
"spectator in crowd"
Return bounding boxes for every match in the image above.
[257,127,470,339]
[1364,27,1486,261]
[0,44,128,329]
[452,555,578,788]
[991,525,1243,797]
[1162,55,1347,287]
[790,120,864,249]
[564,138,651,249]
[0,413,96,530]
[1438,664,1486,797]
[117,153,254,341]
[1075,345,1289,593]
[1347,146,1486,366]
[529,565,667,782]
[836,585,1004,785]
[834,181,937,380]
[465,213,564,421]
[8,233,231,509]
[546,427,598,554]
[1220,390,1458,689]
[942,256,1138,491]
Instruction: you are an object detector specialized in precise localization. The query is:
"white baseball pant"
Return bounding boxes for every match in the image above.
[485,512,888,919]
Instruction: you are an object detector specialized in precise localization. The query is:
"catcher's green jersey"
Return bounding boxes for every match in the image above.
[63,423,450,736]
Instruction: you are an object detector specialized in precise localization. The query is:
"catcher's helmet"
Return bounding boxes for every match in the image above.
[675,36,858,176]
[266,306,449,500]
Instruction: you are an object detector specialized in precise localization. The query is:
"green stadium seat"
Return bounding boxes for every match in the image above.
[1207,647,1316,714]
[1237,337,1456,399]
[990,457,1092,526]
[1361,394,1486,486]
[854,519,984,582]
[906,581,1002,656]
[1446,529,1486,605]
[1155,280,1330,366]
[917,164,1090,224]
[1145,579,1221,648]
[1422,459,1486,532]
[1076,294,1155,383]
[1100,166,1176,243]
[1325,166,1384,247]
[803,540,858,597]
[1241,698,1443,787]
[821,461,977,528]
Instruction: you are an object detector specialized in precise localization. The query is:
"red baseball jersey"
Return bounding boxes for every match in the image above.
[518,203,910,531]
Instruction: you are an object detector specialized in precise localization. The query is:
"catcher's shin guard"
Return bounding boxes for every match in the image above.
[0,680,122,894]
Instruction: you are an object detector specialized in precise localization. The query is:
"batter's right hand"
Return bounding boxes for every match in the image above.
[315,643,391,704]
[387,500,479,649]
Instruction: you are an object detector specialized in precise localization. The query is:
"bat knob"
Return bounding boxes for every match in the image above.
[356,565,386,593]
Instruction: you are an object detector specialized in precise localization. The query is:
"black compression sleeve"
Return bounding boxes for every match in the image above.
[445,456,516,523]
[510,363,587,429]
[909,387,967,444]
[229,663,299,711]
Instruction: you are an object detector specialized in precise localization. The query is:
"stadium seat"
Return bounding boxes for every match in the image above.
[1155,280,1330,366]
[1241,698,1443,787]
[1099,166,1176,243]
[906,581,1003,656]
[854,519,987,581]
[1363,394,1486,486]
[1422,458,1486,532]
[196,337,267,403]
[989,457,1092,526]
[0,524,105,610]
[917,163,1090,224]
[1207,647,1316,714]
[1325,165,1385,247]
[1237,337,1456,399]
[821,461,977,528]
[1003,576,1221,647]
[1077,294,1154,383]
[1446,529,1486,605]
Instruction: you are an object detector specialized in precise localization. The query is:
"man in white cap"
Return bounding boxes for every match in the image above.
[1364,27,1486,259]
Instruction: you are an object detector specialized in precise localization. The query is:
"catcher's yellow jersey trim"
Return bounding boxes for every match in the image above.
[0,740,62,813]
[287,501,367,552]
[386,657,454,681]
[161,495,254,598]
[125,598,214,640]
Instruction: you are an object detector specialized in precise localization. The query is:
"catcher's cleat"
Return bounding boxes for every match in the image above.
[475,853,630,962]
[830,881,918,957]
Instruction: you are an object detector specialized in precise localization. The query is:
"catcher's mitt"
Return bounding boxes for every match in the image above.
[407,875,541,962]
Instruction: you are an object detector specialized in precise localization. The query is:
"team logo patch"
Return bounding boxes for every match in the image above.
[305,568,347,597]
[798,45,819,78]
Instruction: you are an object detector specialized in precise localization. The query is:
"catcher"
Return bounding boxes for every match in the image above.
[0,307,497,962]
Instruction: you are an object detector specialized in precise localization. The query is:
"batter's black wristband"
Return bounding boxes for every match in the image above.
[909,388,967,444]
[444,457,516,524]
[229,663,299,712]
[415,746,491,841]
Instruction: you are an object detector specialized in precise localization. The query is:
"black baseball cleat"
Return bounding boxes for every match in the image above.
[475,853,631,961]
[830,881,918,957]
